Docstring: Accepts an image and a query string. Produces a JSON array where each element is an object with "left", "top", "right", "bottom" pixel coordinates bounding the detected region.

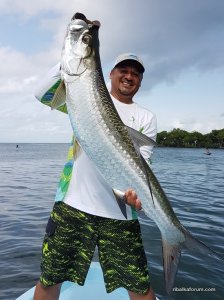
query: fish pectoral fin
[
  {"left": 125, "top": 126, "right": 156, "bottom": 148},
  {"left": 161, "top": 237, "right": 182, "bottom": 294},
  {"left": 112, "top": 189, "right": 127, "bottom": 219},
  {"left": 51, "top": 80, "right": 66, "bottom": 110}
]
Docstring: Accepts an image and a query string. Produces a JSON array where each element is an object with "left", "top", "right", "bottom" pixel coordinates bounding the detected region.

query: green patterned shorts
[{"left": 40, "top": 201, "right": 150, "bottom": 294}]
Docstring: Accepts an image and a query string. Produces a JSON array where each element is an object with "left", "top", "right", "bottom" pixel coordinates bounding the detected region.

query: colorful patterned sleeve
[
  {"left": 54, "top": 137, "right": 75, "bottom": 202},
  {"left": 34, "top": 64, "right": 75, "bottom": 201},
  {"left": 34, "top": 63, "right": 68, "bottom": 114},
  {"left": 40, "top": 79, "right": 68, "bottom": 114}
]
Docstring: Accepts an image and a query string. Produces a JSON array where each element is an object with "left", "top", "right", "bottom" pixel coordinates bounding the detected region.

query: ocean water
[{"left": 0, "top": 144, "right": 223, "bottom": 300}]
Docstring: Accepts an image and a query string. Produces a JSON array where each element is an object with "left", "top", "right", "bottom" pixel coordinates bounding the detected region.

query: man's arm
[
  {"left": 140, "top": 113, "right": 157, "bottom": 163},
  {"left": 125, "top": 113, "right": 157, "bottom": 210}
]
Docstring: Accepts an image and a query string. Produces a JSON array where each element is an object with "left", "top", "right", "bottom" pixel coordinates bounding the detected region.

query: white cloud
[
  {"left": 1, "top": 1, "right": 224, "bottom": 142},
  {"left": 0, "top": 46, "right": 33, "bottom": 75}
]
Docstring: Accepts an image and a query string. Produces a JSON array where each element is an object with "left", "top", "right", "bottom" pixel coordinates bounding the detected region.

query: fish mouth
[
  {"left": 63, "top": 14, "right": 100, "bottom": 77},
  {"left": 63, "top": 31, "right": 92, "bottom": 77},
  {"left": 70, "top": 13, "right": 100, "bottom": 35},
  {"left": 71, "top": 12, "right": 101, "bottom": 28}
]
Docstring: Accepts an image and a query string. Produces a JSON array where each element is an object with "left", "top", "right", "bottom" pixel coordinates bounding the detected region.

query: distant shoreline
[
  {"left": 1, "top": 128, "right": 224, "bottom": 148},
  {"left": 1, "top": 142, "right": 223, "bottom": 150},
  {"left": 157, "top": 128, "right": 224, "bottom": 149}
]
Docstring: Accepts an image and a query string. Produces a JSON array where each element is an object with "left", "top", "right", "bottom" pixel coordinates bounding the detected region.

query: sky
[{"left": 0, "top": 0, "right": 224, "bottom": 143}]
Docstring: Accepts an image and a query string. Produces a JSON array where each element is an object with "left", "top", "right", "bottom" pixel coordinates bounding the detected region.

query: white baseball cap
[{"left": 113, "top": 53, "right": 145, "bottom": 73}]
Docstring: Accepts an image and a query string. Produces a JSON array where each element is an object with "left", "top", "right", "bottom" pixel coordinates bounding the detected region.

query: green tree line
[{"left": 157, "top": 128, "right": 224, "bottom": 148}]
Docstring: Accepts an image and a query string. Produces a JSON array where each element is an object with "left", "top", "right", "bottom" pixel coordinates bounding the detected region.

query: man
[{"left": 34, "top": 53, "right": 157, "bottom": 300}]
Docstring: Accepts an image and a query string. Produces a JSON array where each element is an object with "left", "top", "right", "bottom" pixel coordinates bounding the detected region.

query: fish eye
[{"left": 82, "top": 34, "right": 92, "bottom": 45}]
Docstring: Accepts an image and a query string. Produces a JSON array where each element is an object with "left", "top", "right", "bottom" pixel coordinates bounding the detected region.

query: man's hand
[{"left": 125, "top": 189, "right": 142, "bottom": 210}]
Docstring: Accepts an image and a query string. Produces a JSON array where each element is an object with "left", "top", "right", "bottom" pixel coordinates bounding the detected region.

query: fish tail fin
[
  {"left": 183, "top": 228, "right": 224, "bottom": 261},
  {"left": 162, "top": 229, "right": 223, "bottom": 294}
]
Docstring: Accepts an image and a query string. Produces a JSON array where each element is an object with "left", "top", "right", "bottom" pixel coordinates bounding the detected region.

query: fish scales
[
  {"left": 64, "top": 48, "right": 184, "bottom": 246},
  {"left": 65, "top": 73, "right": 151, "bottom": 200}
]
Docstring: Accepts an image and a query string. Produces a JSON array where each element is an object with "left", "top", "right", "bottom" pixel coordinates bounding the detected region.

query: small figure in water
[{"left": 205, "top": 148, "right": 211, "bottom": 155}]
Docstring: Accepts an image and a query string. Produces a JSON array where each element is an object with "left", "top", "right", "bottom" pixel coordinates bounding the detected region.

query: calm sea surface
[{"left": 0, "top": 144, "right": 223, "bottom": 300}]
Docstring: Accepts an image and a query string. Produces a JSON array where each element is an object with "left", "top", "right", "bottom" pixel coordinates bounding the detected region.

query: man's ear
[
  {"left": 109, "top": 69, "right": 114, "bottom": 79},
  {"left": 139, "top": 74, "right": 143, "bottom": 86}
]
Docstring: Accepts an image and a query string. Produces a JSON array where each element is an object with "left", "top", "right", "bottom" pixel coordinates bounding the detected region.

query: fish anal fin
[
  {"left": 125, "top": 126, "right": 156, "bottom": 148},
  {"left": 161, "top": 237, "right": 182, "bottom": 294},
  {"left": 51, "top": 80, "right": 66, "bottom": 110},
  {"left": 112, "top": 189, "right": 127, "bottom": 219}
]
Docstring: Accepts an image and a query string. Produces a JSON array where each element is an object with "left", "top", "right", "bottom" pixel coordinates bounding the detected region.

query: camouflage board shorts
[{"left": 40, "top": 201, "right": 150, "bottom": 294}]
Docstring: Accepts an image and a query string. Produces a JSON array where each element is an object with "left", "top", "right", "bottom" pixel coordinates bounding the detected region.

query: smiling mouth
[{"left": 122, "top": 81, "right": 132, "bottom": 87}]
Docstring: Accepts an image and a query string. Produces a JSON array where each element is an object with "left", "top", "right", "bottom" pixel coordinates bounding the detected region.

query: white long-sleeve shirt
[{"left": 35, "top": 64, "right": 157, "bottom": 220}]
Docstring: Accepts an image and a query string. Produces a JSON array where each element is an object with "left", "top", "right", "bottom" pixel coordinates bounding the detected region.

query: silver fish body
[
  {"left": 61, "top": 17, "right": 178, "bottom": 236},
  {"left": 58, "top": 13, "right": 223, "bottom": 294}
]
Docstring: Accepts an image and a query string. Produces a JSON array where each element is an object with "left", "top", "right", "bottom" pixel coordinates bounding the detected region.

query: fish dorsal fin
[
  {"left": 112, "top": 189, "right": 127, "bottom": 219},
  {"left": 51, "top": 80, "right": 66, "bottom": 110},
  {"left": 125, "top": 126, "right": 156, "bottom": 148}
]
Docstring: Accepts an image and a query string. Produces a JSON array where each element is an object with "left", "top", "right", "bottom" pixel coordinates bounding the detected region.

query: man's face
[{"left": 110, "top": 64, "right": 143, "bottom": 100}]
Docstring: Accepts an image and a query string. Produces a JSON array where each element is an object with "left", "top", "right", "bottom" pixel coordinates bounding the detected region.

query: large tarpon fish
[{"left": 52, "top": 13, "right": 223, "bottom": 293}]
